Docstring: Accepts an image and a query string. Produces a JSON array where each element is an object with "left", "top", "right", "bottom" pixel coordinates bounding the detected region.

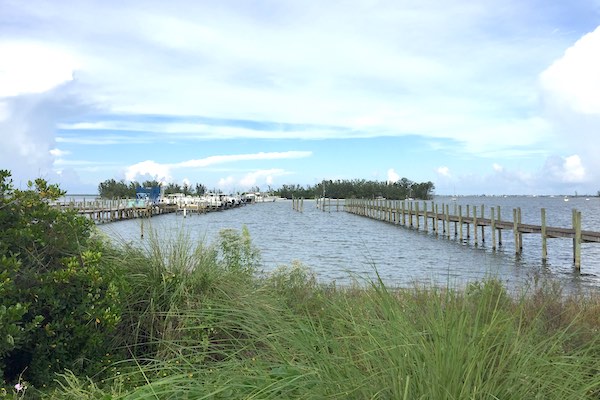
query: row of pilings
[{"left": 344, "top": 198, "right": 600, "bottom": 271}]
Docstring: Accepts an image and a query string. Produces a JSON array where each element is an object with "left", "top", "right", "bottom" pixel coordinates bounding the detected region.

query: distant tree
[
  {"left": 273, "top": 178, "right": 434, "bottom": 200},
  {"left": 182, "top": 183, "right": 192, "bottom": 196},
  {"left": 98, "top": 179, "right": 135, "bottom": 198},
  {"left": 163, "top": 183, "right": 182, "bottom": 195},
  {"left": 195, "top": 183, "right": 206, "bottom": 196},
  {"left": 141, "top": 180, "right": 161, "bottom": 188}
]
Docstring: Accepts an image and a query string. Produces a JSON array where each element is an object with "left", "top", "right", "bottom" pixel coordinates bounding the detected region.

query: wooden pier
[
  {"left": 344, "top": 199, "right": 600, "bottom": 270},
  {"left": 53, "top": 198, "right": 241, "bottom": 224},
  {"left": 291, "top": 197, "right": 344, "bottom": 212},
  {"left": 316, "top": 197, "right": 344, "bottom": 212},
  {"left": 54, "top": 199, "right": 177, "bottom": 223}
]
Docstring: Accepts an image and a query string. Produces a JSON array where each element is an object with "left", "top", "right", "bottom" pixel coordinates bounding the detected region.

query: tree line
[
  {"left": 98, "top": 177, "right": 434, "bottom": 200},
  {"left": 98, "top": 179, "right": 207, "bottom": 199},
  {"left": 274, "top": 178, "right": 435, "bottom": 200}
]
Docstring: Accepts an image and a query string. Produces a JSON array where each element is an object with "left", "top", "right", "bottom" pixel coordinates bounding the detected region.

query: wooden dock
[
  {"left": 344, "top": 198, "right": 600, "bottom": 271},
  {"left": 54, "top": 199, "right": 177, "bottom": 223},
  {"left": 53, "top": 198, "right": 241, "bottom": 224}
]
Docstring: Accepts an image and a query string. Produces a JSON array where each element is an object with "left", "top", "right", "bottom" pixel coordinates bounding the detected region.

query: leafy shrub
[
  {"left": 218, "top": 226, "right": 260, "bottom": 275},
  {"left": 0, "top": 171, "right": 125, "bottom": 387}
]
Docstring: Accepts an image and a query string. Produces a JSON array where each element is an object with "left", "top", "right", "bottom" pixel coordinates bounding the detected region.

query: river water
[{"left": 97, "top": 196, "right": 600, "bottom": 291}]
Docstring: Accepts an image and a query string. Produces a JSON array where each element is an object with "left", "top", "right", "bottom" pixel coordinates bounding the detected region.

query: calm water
[{"left": 97, "top": 196, "right": 600, "bottom": 291}]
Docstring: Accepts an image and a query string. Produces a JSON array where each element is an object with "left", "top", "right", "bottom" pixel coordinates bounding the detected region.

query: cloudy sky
[{"left": 1, "top": 0, "right": 599, "bottom": 195}]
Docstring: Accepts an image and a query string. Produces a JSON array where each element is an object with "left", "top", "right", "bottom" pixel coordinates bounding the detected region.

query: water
[{"left": 97, "top": 196, "right": 600, "bottom": 291}]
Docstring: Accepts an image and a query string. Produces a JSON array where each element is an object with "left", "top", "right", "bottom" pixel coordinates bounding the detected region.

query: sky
[{"left": 1, "top": 0, "right": 600, "bottom": 195}]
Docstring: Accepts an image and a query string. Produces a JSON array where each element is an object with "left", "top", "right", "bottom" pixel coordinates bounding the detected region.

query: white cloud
[
  {"left": 538, "top": 27, "right": 600, "bottom": 189},
  {"left": 58, "top": 120, "right": 358, "bottom": 140},
  {"left": 125, "top": 160, "right": 172, "bottom": 183},
  {"left": 492, "top": 163, "right": 503, "bottom": 172},
  {"left": 3, "top": 1, "right": 599, "bottom": 195},
  {"left": 0, "top": 86, "right": 93, "bottom": 187},
  {"left": 239, "top": 169, "right": 286, "bottom": 188},
  {"left": 540, "top": 26, "right": 600, "bottom": 114},
  {"left": 0, "top": 101, "right": 8, "bottom": 121},
  {"left": 436, "top": 166, "right": 451, "bottom": 177},
  {"left": 386, "top": 168, "right": 400, "bottom": 183},
  {"left": 49, "top": 148, "right": 70, "bottom": 157},
  {"left": 0, "top": 41, "right": 78, "bottom": 97},
  {"left": 177, "top": 151, "right": 312, "bottom": 168},
  {"left": 543, "top": 154, "right": 586, "bottom": 184},
  {"left": 5, "top": 1, "right": 561, "bottom": 154},
  {"left": 217, "top": 176, "right": 235, "bottom": 189},
  {"left": 124, "top": 151, "right": 310, "bottom": 184}
]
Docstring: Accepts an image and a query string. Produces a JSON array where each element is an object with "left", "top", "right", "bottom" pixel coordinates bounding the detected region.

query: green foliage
[
  {"left": 218, "top": 226, "right": 260, "bottom": 275},
  {"left": 275, "top": 178, "right": 435, "bottom": 200},
  {"left": 110, "top": 226, "right": 260, "bottom": 363},
  {"left": 97, "top": 178, "right": 208, "bottom": 199},
  {"left": 52, "top": 263, "right": 600, "bottom": 399},
  {"left": 0, "top": 255, "right": 43, "bottom": 381},
  {"left": 98, "top": 179, "right": 137, "bottom": 199},
  {"left": 0, "top": 171, "right": 125, "bottom": 387}
]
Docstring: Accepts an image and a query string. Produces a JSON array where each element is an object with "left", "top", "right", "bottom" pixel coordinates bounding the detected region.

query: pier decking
[
  {"left": 342, "top": 198, "right": 600, "bottom": 271},
  {"left": 292, "top": 198, "right": 600, "bottom": 271},
  {"left": 53, "top": 198, "right": 240, "bottom": 223}
]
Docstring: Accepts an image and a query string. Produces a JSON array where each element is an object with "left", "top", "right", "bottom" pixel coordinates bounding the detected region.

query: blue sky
[{"left": 1, "top": 0, "right": 600, "bottom": 195}]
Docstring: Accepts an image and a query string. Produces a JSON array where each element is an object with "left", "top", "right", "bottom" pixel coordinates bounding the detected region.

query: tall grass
[{"left": 49, "top": 230, "right": 600, "bottom": 399}]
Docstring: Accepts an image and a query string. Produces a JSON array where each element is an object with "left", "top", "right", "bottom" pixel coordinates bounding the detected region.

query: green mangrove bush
[{"left": 0, "top": 171, "right": 125, "bottom": 388}]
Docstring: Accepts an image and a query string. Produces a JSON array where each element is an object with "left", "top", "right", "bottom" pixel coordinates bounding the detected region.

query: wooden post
[
  {"left": 459, "top": 205, "right": 463, "bottom": 242},
  {"left": 415, "top": 202, "right": 420, "bottom": 230},
  {"left": 480, "top": 205, "right": 485, "bottom": 243},
  {"left": 431, "top": 201, "right": 435, "bottom": 230},
  {"left": 572, "top": 209, "right": 576, "bottom": 262},
  {"left": 402, "top": 201, "right": 406, "bottom": 226},
  {"left": 573, "top": 209, "right": 582, "bottom": 270},
  {"left": 466, "top": 205, "right": 470, "bottom": 239},
  {"left": 497, "top": 206, "right": 502, "bottom": 246},
  {"left": 441, "top": 203, "right": 446, "bottom": 236},
  {"left": 473, "top": 206, "right": 478, "bottom": 245},
  {"left": 513, "top": 208, "right": 520, "bottom": 255},
  {"left": 409, "top": 201, "right": 413, "bottom": 227},
  {"left": 491, "top": 207, "right": 496, "bottom": 250},
  {"left": 517, "top": 207, "right": 523, "bottom": 253},
  {"left": 423, "top": 202, "right": 428, "bottom": 232},
  {"left": 446, "top": 204, "right": 450, "bottom": 239},
  {"left": 541, "top": 208, "right": 547, "bottom": 263},
  {"left": 434, "top": 204, "right": 439, "bottom": 236},
  {"left": 453, "top": 203, "right": 458, "bottom": 236}
]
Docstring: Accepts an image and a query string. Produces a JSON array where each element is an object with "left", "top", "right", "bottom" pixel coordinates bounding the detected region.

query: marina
[
  {"left": 52, "top": 192, "right": 279, "bottom": 223},
  {"left": 96, "top": 196, "right": 600, "bottom": 291}
]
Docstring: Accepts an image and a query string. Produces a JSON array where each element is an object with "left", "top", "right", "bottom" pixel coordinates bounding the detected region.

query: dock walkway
[
  {"left": 53, "top": 198, "right": 239, "bottom": 223},
  {"left": 344, "top": 198, "right": 600, "bottom": 271}
]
